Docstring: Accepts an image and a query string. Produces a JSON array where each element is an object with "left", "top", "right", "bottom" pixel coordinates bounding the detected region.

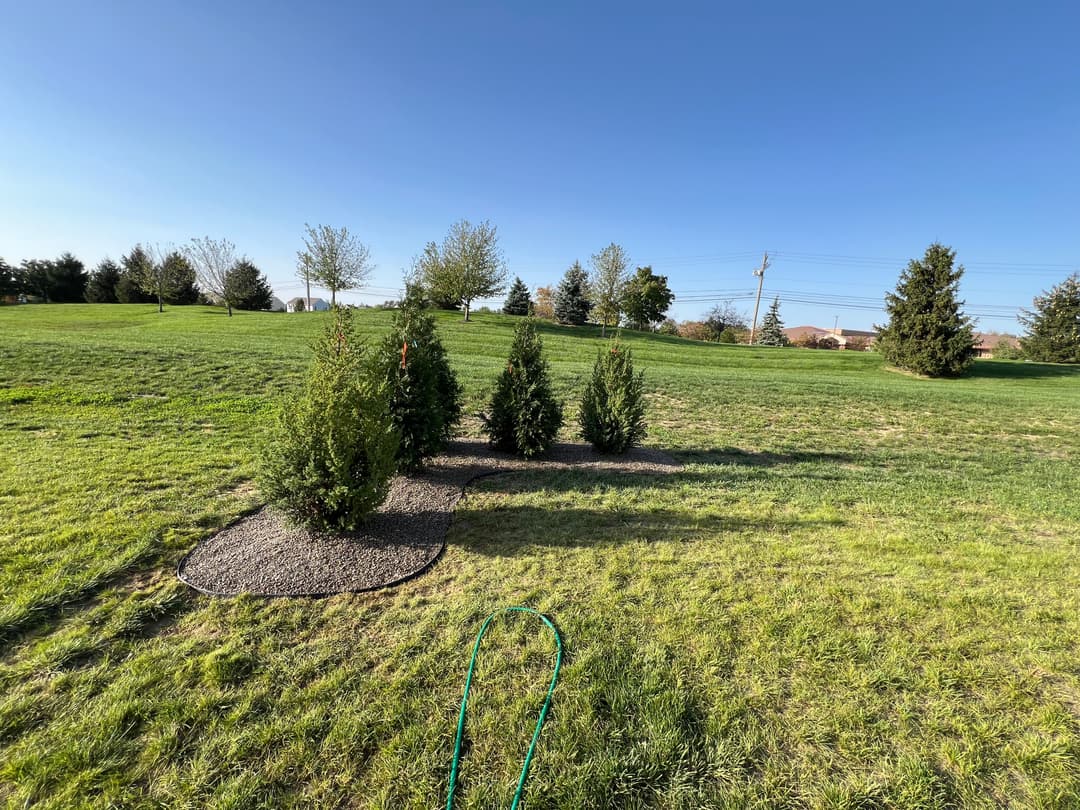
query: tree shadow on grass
[
  {"left": 450, "top": 500, "right": 842, "bottom": 556},
  {"left": 965, "top": 359, "right": 1080, "bottom": 380},
  {"left": 675, "top": 447, "right": 862, "bottom": 468}
]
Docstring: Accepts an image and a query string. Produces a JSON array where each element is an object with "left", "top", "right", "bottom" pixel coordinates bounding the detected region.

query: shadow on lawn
[
  {"left": 966, "top": 360, "right": 1080, "bottom": 380},
  {"left": 450, "top": 497, "right": 843, "bottom": 555},
  {"left": 675, "top": 447, "right": 862, "bottom": 468}
]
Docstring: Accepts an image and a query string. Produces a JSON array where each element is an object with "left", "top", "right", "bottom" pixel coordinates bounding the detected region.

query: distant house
[
  {"left": 269, "top": 296, "right": 286, "bottom": 312},
  {"left": 286, "top": 297, "right": 329, "bottom": 312},
  {"left": 972, "top": 332, "right": 1020, "bottom": 359},
  {"left": 783, "top": 325, "right": 877, "bottom": 350}
]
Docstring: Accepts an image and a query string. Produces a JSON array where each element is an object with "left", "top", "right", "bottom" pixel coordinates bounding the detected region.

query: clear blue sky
[{"left": 2, "top": 1, "right": 1077, "bottom": 331}]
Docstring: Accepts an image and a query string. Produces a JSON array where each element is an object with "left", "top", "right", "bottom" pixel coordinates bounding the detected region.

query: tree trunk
[
  {"left": 464, "top": 299, "right": 470, "bottom": 321},
  {"left": 158, "top": 294, "right": 163, "bottom": 313},
  {"left": 331, "top": 289, "right": 336, "bottom": 307},
  {"left": 227, "top": 302, "right": 233, "bottom": 317}
]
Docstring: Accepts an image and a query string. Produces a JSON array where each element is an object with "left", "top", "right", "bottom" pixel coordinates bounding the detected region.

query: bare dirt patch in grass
[{"left": 177, "top": 440, "right": 679, "bottom": 596}]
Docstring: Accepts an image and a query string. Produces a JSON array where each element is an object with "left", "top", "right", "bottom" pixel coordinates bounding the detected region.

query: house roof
[
  {"left": 974, "top": 332, "right": 1020, "bottom": 350},
  {"left": 287, "top": 296, "right": 327, "bottom": 305}
]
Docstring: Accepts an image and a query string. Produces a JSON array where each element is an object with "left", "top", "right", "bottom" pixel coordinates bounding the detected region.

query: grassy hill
[{"left": 2, "top": 304, "right": 1079, "bottom": 808}]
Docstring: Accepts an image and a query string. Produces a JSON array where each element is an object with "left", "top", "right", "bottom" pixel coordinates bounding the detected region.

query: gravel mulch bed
[{"left": 177, "top": 440, "right": 681, "bottom": 597}]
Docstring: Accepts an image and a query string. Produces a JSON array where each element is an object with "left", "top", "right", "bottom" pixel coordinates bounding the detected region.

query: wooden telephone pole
[{"left": 748, "top": 251, "right": 771, "bottom": 345}]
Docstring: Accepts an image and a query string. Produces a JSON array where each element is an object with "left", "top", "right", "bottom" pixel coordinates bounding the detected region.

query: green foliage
[
  {"left": 756, "top": 297, "right": 788, "bottom": 346},
  {"left": 18, "top": 253, "right": 88, "bottom": 303},
  {"left": 482, "top": 319, "right": 563, "bottom": 457},
  {"left": 589, "top": 243, "right": 630, "bottom": 335},
  {"left": 162, "top": 252, "right": 201, "bottom": 305},
  {"left": 622, "top": 266, "right": 675, "bottom": 330},
  {"left": 259, "top": 307, "right": 398, "bottom": 529},
  {"left": 224, "top": 259, "right": 274, "bottom": 311},
  {"left": 657, "top": 318, "right": 679, "bottom": 336},
  {"left": 579, "top": 340, "right": 647, "bottom": 453},
  {"left": 502, "top": 276, "right": 532, "bottom": 316},
  {"left": 993, "top": 337, "right": 1025, "bottom": 360},
  {"left": 704, "top": 301, "right": 749, "bottom": 341},
  {"left": 553, "top": 260, "right": 591, "bottom": 325},
  {"left": 375, "top": 287, "right": 462, "bottom": 470},
  {"left": 415, "top": 219, "right": 507, "bottom": 320},
  {"left": 0, "top": 257, "right": 19, "bottom": 297},
  {"left": 876, "top": 243, "right": 975, "bottom": 377},
  {"left": 116, "top": 246, "right": 157, "bottom": 304},
  {"left": 298, "top": 224, "right": 373, "bottom": 307},
  {"left": 1020, "top": 273, "right": 1080, "bottom": 363},
  {"left": 84, "top": 259, "right": 122, "bottom": 303}
]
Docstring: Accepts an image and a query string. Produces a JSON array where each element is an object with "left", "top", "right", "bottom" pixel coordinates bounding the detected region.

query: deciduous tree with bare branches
[{"left": 185, "top": 237, "right": 238, "bottom": 315}]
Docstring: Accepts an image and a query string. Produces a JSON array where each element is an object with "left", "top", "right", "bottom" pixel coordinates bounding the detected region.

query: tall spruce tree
[
  {"left": 224, "top": 259, "right": 274, "bottom": 310},
  {"left": 502, "top": 276, "right": 532, "bottom": 315},
  {"left": 757, "top": 298, "right": 788, "bottom": 346},
  {"left": 85, "top": 258, "right": 122, "bottom": 303},
  {"left": 481, "top": 319, "right": 563, "bottom": 457},
  {"left": 876, "top": 243, "right": 975, "bottom": 377},
  {"left": 553, "top": 261, "right": 591, "bottom": 325},
  {"left": 1019, "top": 273, "right": 1080, "bottom": 363}
]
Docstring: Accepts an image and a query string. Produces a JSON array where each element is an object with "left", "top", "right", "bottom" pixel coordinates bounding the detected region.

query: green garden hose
[{"left": 446, "top": 607, "right": 563, "bottom": 810}]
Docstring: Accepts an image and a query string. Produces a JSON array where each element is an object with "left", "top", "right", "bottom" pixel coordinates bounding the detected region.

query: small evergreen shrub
[
  {"left": 481, "top": 319, "right": 563, "bottom": 457},
  {"left": 260, "top": 307, "right": 398, "bottom": 529},
  {"left": 375, "top": 286, "right": 462, "bottom": 470},
  {"left": 579, "top": 340, "right": 647, "bottom": 453}
]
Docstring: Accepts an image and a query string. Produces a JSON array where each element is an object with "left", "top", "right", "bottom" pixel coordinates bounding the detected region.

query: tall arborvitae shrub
[
  {"left": 481, "top": 319, "right": 563, "bottom": 457},
  {"left": 502, "top": 276, "right": 532, "bottom": 315},
  {"left": 579, "top": 340, "right": 647, "bottom": 453},
  {"left": 260, "top": 307, "right": 398, "bottom": 529},
  {"left": 375, "top": 286, "right": 463, "bottom": 470},
  {"left": 876, "top": 243, "right": 975, "bottom": 377}
]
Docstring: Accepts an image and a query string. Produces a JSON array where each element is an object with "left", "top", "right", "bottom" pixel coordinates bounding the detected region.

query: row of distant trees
[
  {"left": 0, "top": 240, "right": 275, "bottom": 314},
  {"left": 491, "top": 243, "right": 677, "bottom": 334}
]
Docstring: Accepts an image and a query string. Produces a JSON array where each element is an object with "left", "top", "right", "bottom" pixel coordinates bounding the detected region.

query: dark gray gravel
[{"left": 177, "top": 440, "right": 680, "bottom": 596}]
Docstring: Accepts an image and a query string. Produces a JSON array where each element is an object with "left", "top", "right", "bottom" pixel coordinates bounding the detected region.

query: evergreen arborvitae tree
[
  {"left": 876, "top": 243, "right": 975, "bottom": 377},
  {"left": 553, "top": 261, "right": 591, "bottom": 325},
  {"left": 1019, "top": 273, "right": 1080, "bottom": 364},
  {"left": 224, "top": 259, "right": 274, "bottom": 310},
  {"left": 260, "top": 307, "right": 398, "bottom": 529},
  {"left": 756, "top": 298, "right": 788, "bottom": 346},
  {"left": 481, "top": 319, "right": 563, "bottom": 457},
  {"left": 85, "top": 259, "right": 122, "bottom": 303},
  {"left": 579, "top": 340, "right": 647, "bottom": 454},
  {"left": 502, "top": 276, "right": 532, "bottom": 315},
  {"left": 375, "top": 285, "right": 463, "bottom": 470}
]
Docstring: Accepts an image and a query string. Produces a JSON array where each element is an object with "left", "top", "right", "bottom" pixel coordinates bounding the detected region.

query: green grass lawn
[{"left": 2, "top": 304, "right": 1079, "bottom": 808}]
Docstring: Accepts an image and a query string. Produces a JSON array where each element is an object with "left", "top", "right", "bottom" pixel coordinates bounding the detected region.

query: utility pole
[
  {"left": 749, "top": 251, "right": 770, "bottom": 345},
  {"left": 833, "top": 315, "right": 839, "bottom": 334}
]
